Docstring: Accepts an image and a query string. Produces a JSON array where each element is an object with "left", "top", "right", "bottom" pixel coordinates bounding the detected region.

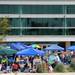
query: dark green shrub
[
  {"left": 54, "top": 63, "right": 66, "bottom": 72},
  {"left": 70, "top": 62, "right": 75, "bottom": 71},
  {"left": 67, "top": 66, "right": 74, "bottom": 72}
]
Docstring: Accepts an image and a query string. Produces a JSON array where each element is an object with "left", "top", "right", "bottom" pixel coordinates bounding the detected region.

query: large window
[
  {"left": 9, "top": 28, "right": 75, "bottom": 35},
  {"left": 0, "top": 5, "right": 63, "bottom": 14},
  {"left": 9, "top": 18, "right": 20, "bottom": 27},
  {"left": 25, "top": 18, "right": 64, "bottom": 27},
  {"left": 67, "top": 5, "right": 75, "bottom": 14},
  {"left": 8, "top": 29, "right": 20, "bottom": 35},
  {"left": 1, "top": 5, "right": 75, "bottom": 14},
  {"left": 0, "top": 5, "right": 19, "bottom": 14},
  {"left": 9, "top": 18, "right": 64, "bottom": 27},
  {"left": 66, "top": 18, "right": 75, "bottom": 27},
  {"left": 22, "top": 5, "right": 63, "bottom": 14},
  {"left": 9, "top": 29, "right": 63, "bottom": 35},
  {"left": 67, "top": 29, "right": 75, "bottom": 35}
]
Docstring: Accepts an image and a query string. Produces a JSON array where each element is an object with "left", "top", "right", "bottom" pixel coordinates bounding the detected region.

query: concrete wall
[{"left": 3, "top": 35, "right": 75, "bottom": 42}]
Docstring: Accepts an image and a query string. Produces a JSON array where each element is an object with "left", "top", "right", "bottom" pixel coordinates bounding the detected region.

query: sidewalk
[{"left": 0, "top": 73, "right": 75, "bottom": 75}]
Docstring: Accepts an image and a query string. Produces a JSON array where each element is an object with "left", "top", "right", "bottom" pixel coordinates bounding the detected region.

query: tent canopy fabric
[
  {"left": 0, "top": 48, "right": 17, "bottom": 55},
  {"left": 3, "top": 48, "right": 17, "bottom": 55},
  {"left": 67, "top": 45, "right": 75, "bottom": 51},
  {"left": 17, "top": 43, "right": 33, "bottom": 49},
  {"left": 45, "top": 44, "right": 64, "bottom": 51},
  {"left": 10, "top": 43, "right": 25, "bottom": 50},
  {"left": 16, "top": 48, "right": 45, "bottom": 56},
  {"left": 16, "top": 48, "right": 38, "bottom": 56},
  {"left": 24, "top": 45, "right": 32, "bottom": 49},
  {"left": 34, "top": 49, "right": 45, "bottom": 56},
  {"left": 0, "top": 50, "right": 5, "bottom": 55}
]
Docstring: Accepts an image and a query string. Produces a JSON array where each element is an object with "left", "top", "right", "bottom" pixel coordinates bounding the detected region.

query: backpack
[{"left": 12, "top": 64, "right": 19, "bottom": 70}]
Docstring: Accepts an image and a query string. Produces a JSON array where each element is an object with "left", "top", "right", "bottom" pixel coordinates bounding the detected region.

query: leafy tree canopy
[{"left": 0, "top": 17, "right": 10, "bottom": 35}]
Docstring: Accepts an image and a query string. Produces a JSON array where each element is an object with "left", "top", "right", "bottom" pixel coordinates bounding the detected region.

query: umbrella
[
  {"left": 67, "top": 45, "right": 75, "bottom": 51},
  {"left": 45, "top": 44, "right": 64, "bottom": 51},
  {"left": 31, "top": 44, "right": 41, "bottom": 48}
]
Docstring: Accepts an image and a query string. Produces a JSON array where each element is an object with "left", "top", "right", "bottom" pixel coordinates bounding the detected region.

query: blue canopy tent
[
  {"left": 67, "top": 45, "right": 75, "bottom": 51},
  {"left": 45, "top": 44, "right": 64, "bottom": 51},
  {"left": 16, "top": 48, "right": 45, "bottom": 56},
  {"left": 16, "top": 48, "right": 38, "bottom": 56},
  {"left": 34, "top": 49, "right": 45, "bottom": 56},
  {"left": 17, "top": 43, "right": 29, "bottom": 48},
  {"left": 24, "top": 45, "right": 32, "bottom": 49},
  {"left": 9, "top": 43, "right": 26, "bottom": 51}
]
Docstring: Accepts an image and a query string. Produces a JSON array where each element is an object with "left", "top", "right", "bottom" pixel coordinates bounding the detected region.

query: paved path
[{"left": 0, "top": 73, "right": 75, "bottom": 75}]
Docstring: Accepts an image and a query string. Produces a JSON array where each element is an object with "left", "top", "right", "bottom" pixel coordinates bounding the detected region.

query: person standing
[{"left": 12, "top": 62, "right": 20, "bottom": 75}]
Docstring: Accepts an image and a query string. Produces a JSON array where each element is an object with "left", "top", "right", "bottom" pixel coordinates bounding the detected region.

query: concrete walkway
[{"left": 0, "top": 73, "right": 75, "bottom": 75}]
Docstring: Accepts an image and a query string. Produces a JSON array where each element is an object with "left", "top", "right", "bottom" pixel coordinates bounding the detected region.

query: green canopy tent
[
  {"left": 0, "top": 50, "right": 5, "bottom": 55},
  {"left": 0, "top": 48, "right": 17, "bottom": 55}
]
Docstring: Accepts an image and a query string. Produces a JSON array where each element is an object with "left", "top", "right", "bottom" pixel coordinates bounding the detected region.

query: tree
[
  {"left": 0, "top": 17, "right": 10, "bottom": 41},
  {"left": 0, "top": 17, "right": 10, "bottom": 35}
]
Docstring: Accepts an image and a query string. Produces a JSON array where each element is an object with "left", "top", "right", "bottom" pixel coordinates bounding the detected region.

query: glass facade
[
  {"left": 8, "top": 29, "right": 63, "bottom": 35},
  {"left": 9, "top": 18, "right": 75, "bottom": 27},
  {"left": 9, "top": 29, "right": 20, "bottom": 35},
  {"left": 67, "top": 5, "right": 75, "bottom": 14},
  {"left": 9, "top": 18, "right": 64, "bottom": 27},
  {"left": 0, "top": 5, "right": 63, "bottom": 14},
  {"left": 8, "top": 28, "right": 75, "bottom": 35},
  {"left": 0, "top": 5, "right": 75, "bottom": 35},
  {"left": 67, "top": 18, "right": 75, "bottom": 27},
  {"left": 0, "top": 5, "right": 75, "bottom": 14},
  {"left": 7, "top": 18, "right": 75, "bottom": 35}
]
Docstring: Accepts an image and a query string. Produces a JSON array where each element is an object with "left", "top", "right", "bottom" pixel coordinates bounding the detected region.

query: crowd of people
[
  {"left": 0, "top": 50, "right": 74, "bottom": 73},
  {"left": 0, "top": 55, "right": 42, "bottom": 73}
]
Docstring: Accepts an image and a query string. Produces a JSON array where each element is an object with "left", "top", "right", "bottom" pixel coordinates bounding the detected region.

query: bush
[
  {"left": 67, "top": 67, "right": 74, "bottom": 72},
  {"left": 70, "top": 62, "right": 75, "bottom": 71},
  {"left": 54, "top": 63, "right": 66, "bottom": 72}
]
